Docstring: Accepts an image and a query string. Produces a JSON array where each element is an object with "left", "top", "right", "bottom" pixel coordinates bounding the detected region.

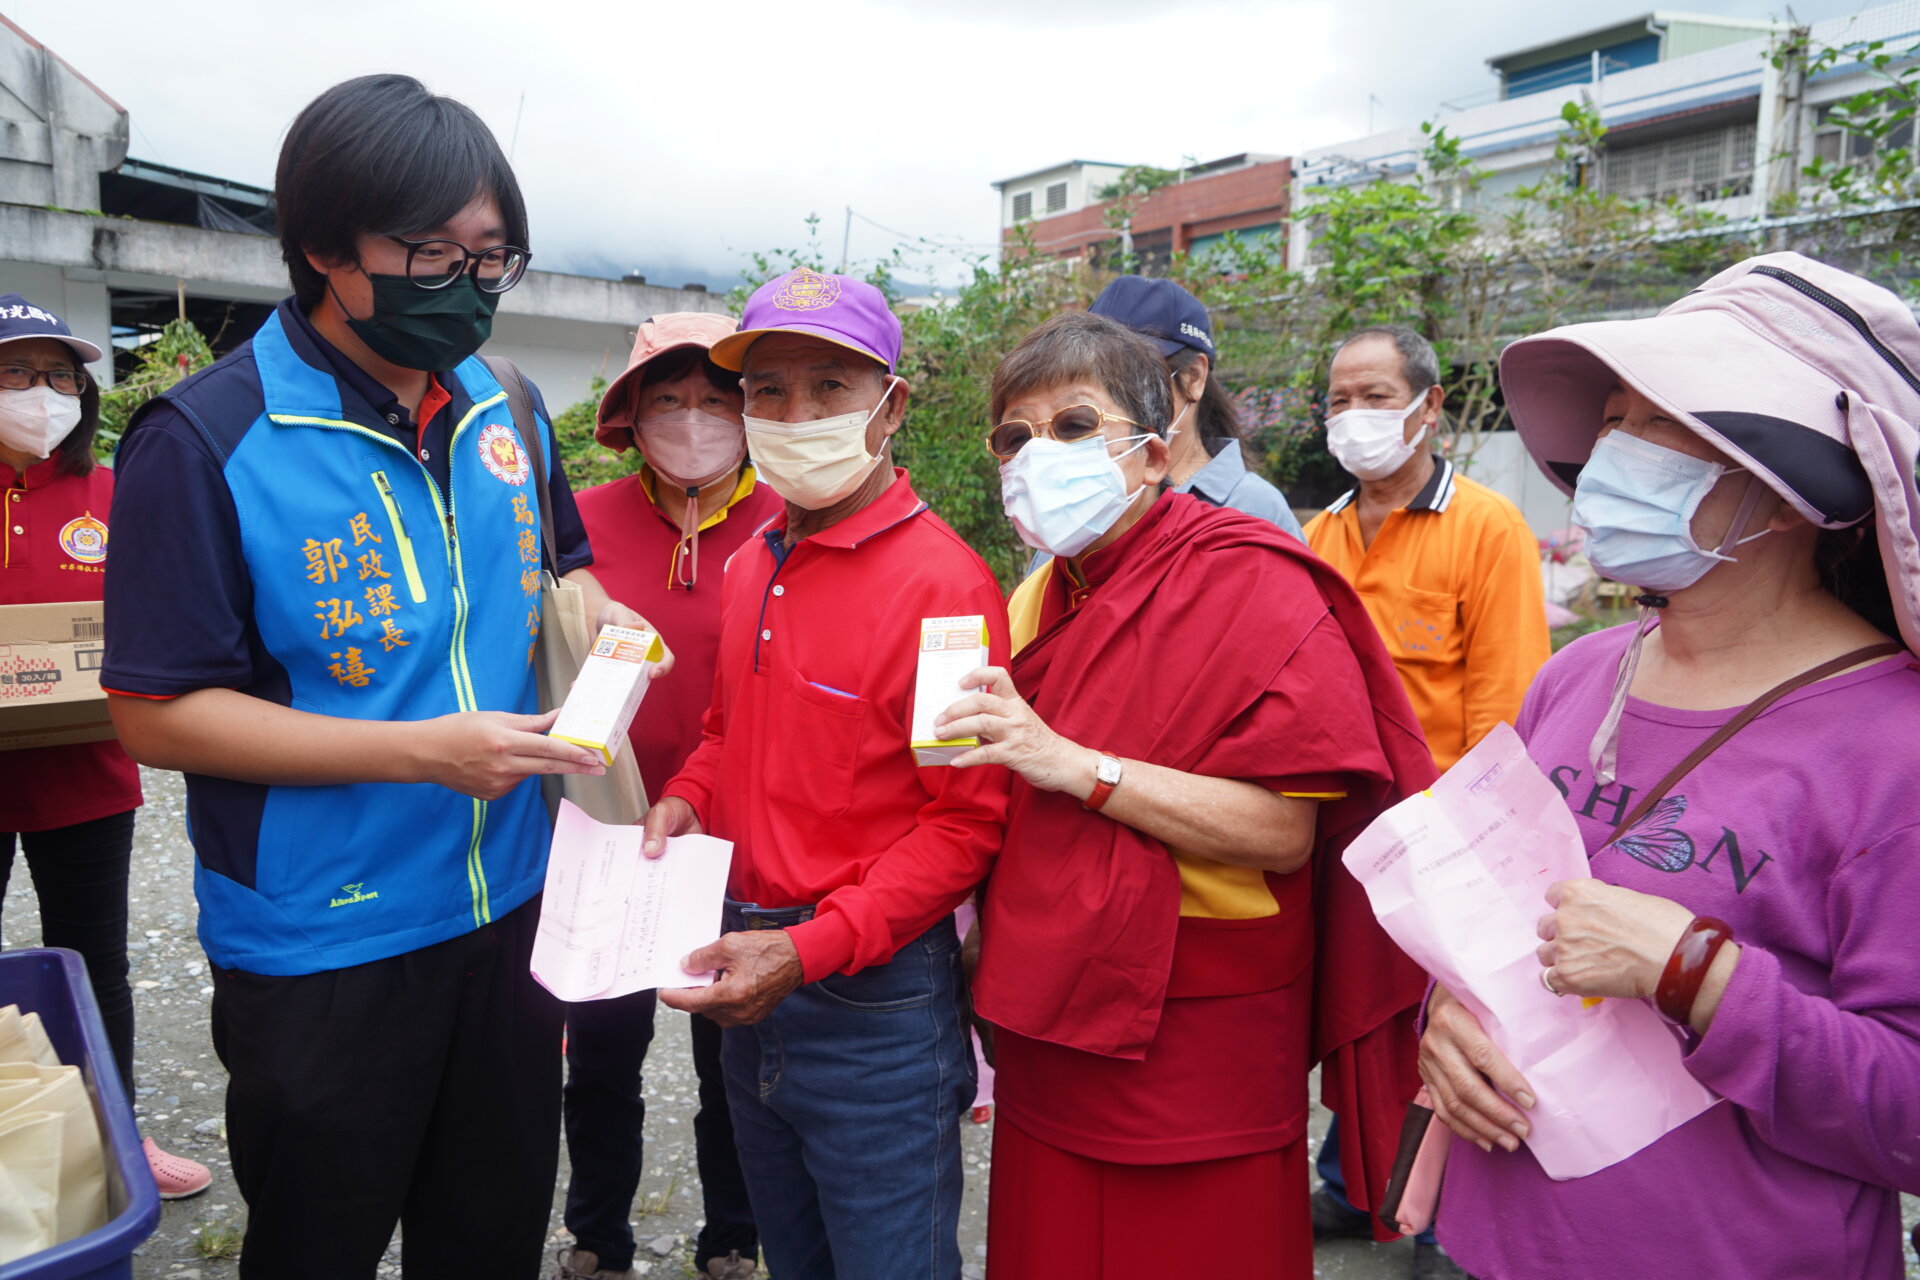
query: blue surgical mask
[
  {"left": 1572, "top": 432, "right": 1770, "bottom": 592},
  {"left": 999, "top": 433, "right": 1151, "bottom": 558}
]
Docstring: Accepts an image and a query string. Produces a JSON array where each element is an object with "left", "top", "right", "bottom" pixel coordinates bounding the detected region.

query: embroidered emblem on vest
[{"left": 478, "top": 422, "right": 532, "bottom": 485}]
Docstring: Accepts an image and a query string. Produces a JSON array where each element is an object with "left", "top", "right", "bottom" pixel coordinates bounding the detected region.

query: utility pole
[{"left": 840, "top": 206, "right": 852, "bottom": 273}]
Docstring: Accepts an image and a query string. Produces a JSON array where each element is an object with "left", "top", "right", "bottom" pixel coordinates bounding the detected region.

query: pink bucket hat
[
  {"left": 595, "top": 312, "right": 740, "bottom": 452},
  {"left": 1500, "top": 251, "right": 1920, "bottom": 654}
]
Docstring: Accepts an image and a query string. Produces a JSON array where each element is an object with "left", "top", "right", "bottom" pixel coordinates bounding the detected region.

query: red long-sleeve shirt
[{"left": 663, "top": 470, "right": 1010, "bottom": 981}]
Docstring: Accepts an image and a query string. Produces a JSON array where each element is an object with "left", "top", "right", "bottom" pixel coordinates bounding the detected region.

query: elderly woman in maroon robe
[{"left": 931, "top": 310, "right": 1434, "bottom": 1279}]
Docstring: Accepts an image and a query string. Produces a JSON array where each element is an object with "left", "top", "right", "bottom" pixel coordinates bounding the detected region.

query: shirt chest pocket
[
  {"left": 768, "top": 667, "right": 871, "bottom": 820},
  {"left": 1383, "top": 585, "right": 1462, "bottom": 669}
]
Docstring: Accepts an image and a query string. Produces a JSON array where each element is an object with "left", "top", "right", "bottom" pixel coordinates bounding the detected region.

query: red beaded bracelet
[{"left": 1655, "top": 916, "right": 1734, "bottom": 1026}]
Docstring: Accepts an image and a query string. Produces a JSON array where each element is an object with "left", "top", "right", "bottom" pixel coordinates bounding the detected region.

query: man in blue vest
[{"left": 102, "top": 75, "right": 651, "bottom": 1280}]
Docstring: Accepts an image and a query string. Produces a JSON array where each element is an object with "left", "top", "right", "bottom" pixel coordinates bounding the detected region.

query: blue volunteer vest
[{"left": 176, "top": 310, "right": 552, "bottom": 974}]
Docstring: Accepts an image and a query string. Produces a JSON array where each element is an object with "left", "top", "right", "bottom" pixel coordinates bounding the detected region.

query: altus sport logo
[{"left": 328, "top": 882, "right": 380, "bottom": 908}]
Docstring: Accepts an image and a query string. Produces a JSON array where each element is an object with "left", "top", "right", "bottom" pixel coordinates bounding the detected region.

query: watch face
[{"left": 1096, "top": 756, "right": 1123, "bottom": 785}]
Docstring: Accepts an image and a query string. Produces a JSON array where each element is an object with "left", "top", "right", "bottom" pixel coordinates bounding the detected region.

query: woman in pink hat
[
  {"left": 558, "top": 312, "right": 778, "bottom": 1280},
  {"left": 1419, "top": 253, "right": 1920, "bottom": 1279}
]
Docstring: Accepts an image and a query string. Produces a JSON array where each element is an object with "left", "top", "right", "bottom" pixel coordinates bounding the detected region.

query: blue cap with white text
[{"left": 1089, "top": 275, "right": 1213, "bottom": 359}]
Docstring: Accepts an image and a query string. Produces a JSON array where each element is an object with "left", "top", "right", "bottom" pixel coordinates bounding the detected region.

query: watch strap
[{"left": 1084, "top": 753, "right": 1122, "bottom": 812}]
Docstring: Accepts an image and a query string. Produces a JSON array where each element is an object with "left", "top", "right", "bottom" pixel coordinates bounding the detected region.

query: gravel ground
[{"left": 3, "top": 766, "right": 1913, "bottom": 1278}]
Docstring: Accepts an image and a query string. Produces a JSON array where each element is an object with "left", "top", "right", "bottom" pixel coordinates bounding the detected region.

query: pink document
[
  {"left": 532, "top": 799, "right": 733, "bottom": 1001},
  {"left": 1341, "top": 723, "right": 1719, "bottom": 1180}
]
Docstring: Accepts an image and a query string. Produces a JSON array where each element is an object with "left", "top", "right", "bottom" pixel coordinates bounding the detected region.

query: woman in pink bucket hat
[{"left": 1417, "top": 253, "right": 1920, "bottom": 1279}]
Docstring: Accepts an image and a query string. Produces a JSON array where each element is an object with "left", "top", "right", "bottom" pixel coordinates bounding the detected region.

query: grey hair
[
  {"left": 990, "top": 310, "right": 1175, "bottom": 436},
  {"left": 1335, "top": 324, "right": 1441, "bottom": 392}
]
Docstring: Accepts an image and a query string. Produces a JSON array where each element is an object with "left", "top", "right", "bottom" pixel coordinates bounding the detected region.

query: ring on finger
[{"left": 1540, "top": 967, "right": 1563, "bottom": 997}]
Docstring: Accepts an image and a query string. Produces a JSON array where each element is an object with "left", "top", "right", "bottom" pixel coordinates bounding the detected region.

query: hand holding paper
[
  {"left": 532, "top": 799, "right": 732, "bottom": 1001},
  {"left": 1341, "top": 723, "right": 1719, "bottom": 1180}
]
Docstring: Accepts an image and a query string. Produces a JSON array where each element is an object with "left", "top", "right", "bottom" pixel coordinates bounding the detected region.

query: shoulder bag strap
[
  {"left": 481, "top": 355, "right": 559, "bottom": 577},
  {"left": 1606, "top": 641, "right": 1905, "bottom": 844}
]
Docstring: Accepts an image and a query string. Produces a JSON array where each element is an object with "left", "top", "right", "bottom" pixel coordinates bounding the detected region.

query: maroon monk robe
[{"left": 973, "top": 492, "right": 1433, "bottom": 1228}]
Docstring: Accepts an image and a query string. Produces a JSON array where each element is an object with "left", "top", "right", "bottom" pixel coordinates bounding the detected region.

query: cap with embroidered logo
[
  {"left": 1089, "top": 275, "right": 1213, "bottom": 359},
  {"left": 709, "top": 269, "right": 902, "bottom": 373},
  {"left": 0, "top": 293, "right": 104, "bottom": 364}
]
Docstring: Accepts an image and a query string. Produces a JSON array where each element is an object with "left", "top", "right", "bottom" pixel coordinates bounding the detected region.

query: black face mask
[{"left": 338, "top": 273, "right": 501, "bottom": 372}]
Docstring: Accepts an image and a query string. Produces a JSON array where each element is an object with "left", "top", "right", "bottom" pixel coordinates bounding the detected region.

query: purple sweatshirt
[{"left": 1437, "top": 625, "right": 1920, "bottom": 1280}]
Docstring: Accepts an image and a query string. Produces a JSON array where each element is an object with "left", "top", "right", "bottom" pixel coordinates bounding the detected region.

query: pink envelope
[{"left": 1341, "top": 723, "right": 1719, "bottom": 1180}]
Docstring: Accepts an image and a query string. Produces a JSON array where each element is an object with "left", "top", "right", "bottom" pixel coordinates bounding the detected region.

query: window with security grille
[
  {"left": 1012, "top": 190, "right": 1034, "bottom": 221},
  {"left": 1046, "top": 181, "right": 1068, "bottom": 213},
  {"left": 1813, "top": 102, "right": 1915, "bottom": 167},
  {"left": 1595, "top": 121, "right": 1757, "bottom": 203}
]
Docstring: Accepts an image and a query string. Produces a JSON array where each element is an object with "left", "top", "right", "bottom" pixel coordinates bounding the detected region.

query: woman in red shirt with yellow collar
[{"left": 0, "top": 292, "right": 209, "bottom": 1198}]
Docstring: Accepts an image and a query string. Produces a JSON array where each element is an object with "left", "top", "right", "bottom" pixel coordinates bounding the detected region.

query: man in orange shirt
[{"left": 1303, "top": 325, "right": 1548, "bottom": 1279}]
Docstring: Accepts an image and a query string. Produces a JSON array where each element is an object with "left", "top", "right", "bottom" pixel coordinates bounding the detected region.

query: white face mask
[
  {"left": 0, "top": 385, "right": 82, "bottom": 460},
  {"left": 1572, "top": 431, "right": 1771, "bottom": 592},
  {"left": 1325, "top": 390, "right": 1429, "bottom": 481},
  {"left": 743, "top": 377, "right": 898, "bottom": 510},
  {"left": 999, "top": 433, "right": 1151, "bottom": 559}
]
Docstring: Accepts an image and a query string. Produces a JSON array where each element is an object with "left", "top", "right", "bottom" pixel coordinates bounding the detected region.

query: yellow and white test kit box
[
  {"left": 909, "top": 615, "right": 989, "bottom": 766},
  {"left": 550, "top": 625, "right": 665, "bottom": 764}
]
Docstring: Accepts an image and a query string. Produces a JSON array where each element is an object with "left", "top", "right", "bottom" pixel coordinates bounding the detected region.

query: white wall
[{"left": 1455, "top": 430, "right": 1574, "bottom": 539}]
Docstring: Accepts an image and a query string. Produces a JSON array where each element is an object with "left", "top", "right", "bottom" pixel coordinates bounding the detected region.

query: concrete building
[
  {"left": 1286, "top": 1, "right": 1920, "bottom": 535},
  {"left": 0, "top": 16, "right": 724, "bottom": 408},
  {"left": 993, "top": 154, "right": 1293, "bottom": 272}
]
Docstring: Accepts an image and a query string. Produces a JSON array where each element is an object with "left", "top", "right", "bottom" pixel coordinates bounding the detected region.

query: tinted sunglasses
[{"left": 987, "top": 404, "right": 1144, "bottom": 460}]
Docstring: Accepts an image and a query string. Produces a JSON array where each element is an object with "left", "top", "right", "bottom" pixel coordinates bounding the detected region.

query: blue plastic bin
[{"left": 0, "top": 948, "right": 160, "bottom": 1279}]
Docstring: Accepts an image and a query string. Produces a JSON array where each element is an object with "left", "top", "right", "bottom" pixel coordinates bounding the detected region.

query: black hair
[
  {"left": 276, "top": 74, "right": 528, "bottom": 309},
  {"left": 1817, "top": 522, "right": 1898, "bottom": 637},
  {"left": 52, "top": 374, "right": 99, "bottom": 478},
  {"left": 992, "top": 311, "right": 1173, "bottom": 435},
  {"left": 1335, "top": 324, "right": 1441, "bottom": 391},
  {"left": 1165, "top": 345, "right": 1246, "bottom": 457},
  {"left": 638, "top": 346, "right": 739, "bottom": 397}
]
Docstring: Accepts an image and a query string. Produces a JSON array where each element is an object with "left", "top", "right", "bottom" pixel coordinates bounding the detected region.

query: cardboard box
[
  {"left": 550, "top": 624, "right": 665, "bottom": 765},
  {"left": 909, "top": 615, "right": 989, "bottom": 766},
  {"left": 0, "top": 601, "right": 115, "bottom": 752}
]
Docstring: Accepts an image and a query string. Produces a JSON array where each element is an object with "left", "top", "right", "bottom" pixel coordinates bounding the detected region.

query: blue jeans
[{"left": 720, "top": 901, "right": 974, "bottom": 1280}]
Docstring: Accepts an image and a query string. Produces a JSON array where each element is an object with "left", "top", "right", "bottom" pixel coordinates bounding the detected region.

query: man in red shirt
[
  {"left": 561, "top": 314, "right": 777, "bottom": 1280},
  {"left": 641, "top": 270, "right": 1009, "bottom": 1280}
]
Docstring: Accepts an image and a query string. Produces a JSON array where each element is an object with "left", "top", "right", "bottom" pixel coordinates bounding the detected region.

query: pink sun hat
[
  {"left": 1499, "top": 251, "right": 1920, "bottom": 655},
  {"left": 595, "top": 311, "right": 739, "bottom": 452},
  {"left": 708, "top": 268, "right": 902, "bottom": 373}
]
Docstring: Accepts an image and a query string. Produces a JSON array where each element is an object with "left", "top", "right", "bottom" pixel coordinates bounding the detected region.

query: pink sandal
[{"left": 143, "top": 1137, "right": 212, "bottom": 1199}]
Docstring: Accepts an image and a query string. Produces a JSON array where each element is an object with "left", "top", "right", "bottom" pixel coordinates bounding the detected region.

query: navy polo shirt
[{"left": 102, "top": 295, "right": 591, "bottom": 704}]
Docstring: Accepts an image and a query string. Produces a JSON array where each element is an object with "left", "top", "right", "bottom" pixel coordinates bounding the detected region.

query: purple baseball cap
[{"left": 709, "top": 269, "right": 902, "bottom": 373}]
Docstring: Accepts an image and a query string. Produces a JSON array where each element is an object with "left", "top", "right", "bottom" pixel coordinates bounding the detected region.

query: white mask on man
[{"left": 1325, "top": 390, "right": 1430, "bottom": 481}]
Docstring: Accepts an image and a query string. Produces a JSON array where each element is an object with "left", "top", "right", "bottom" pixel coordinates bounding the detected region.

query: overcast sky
[{"left": 12, "top": 0, "right": 1885, "bottom": 288}]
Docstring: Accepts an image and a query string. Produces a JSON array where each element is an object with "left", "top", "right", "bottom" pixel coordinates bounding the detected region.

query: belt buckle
[{"left": 746, "top": 916, "right": 780, "bottom": 931}]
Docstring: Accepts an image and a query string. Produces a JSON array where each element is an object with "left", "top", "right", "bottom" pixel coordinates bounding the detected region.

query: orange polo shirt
[{"left": 1303, "top": 456, "right": 1549, "bottom": 770}]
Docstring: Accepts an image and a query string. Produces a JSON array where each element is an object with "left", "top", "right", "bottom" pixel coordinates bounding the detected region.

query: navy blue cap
[
  {"left": 0, "top": 293, "right": 104, "bottom": 363},
  {"left": 1089, "top": 275, "right": 1213, "bottom": 359}
]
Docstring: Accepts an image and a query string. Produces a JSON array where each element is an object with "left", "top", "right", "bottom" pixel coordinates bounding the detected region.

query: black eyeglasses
[
  {"left": 386, "top": 236, "right": 532, "bottom": 293},
  {"left": 0, "top": 364, "right": 89, "bottom": 397}
]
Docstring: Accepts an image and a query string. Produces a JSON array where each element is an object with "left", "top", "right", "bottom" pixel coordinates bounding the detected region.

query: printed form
[{"left": 532, "top": 799, "right": 733, "bottom": 1000}]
